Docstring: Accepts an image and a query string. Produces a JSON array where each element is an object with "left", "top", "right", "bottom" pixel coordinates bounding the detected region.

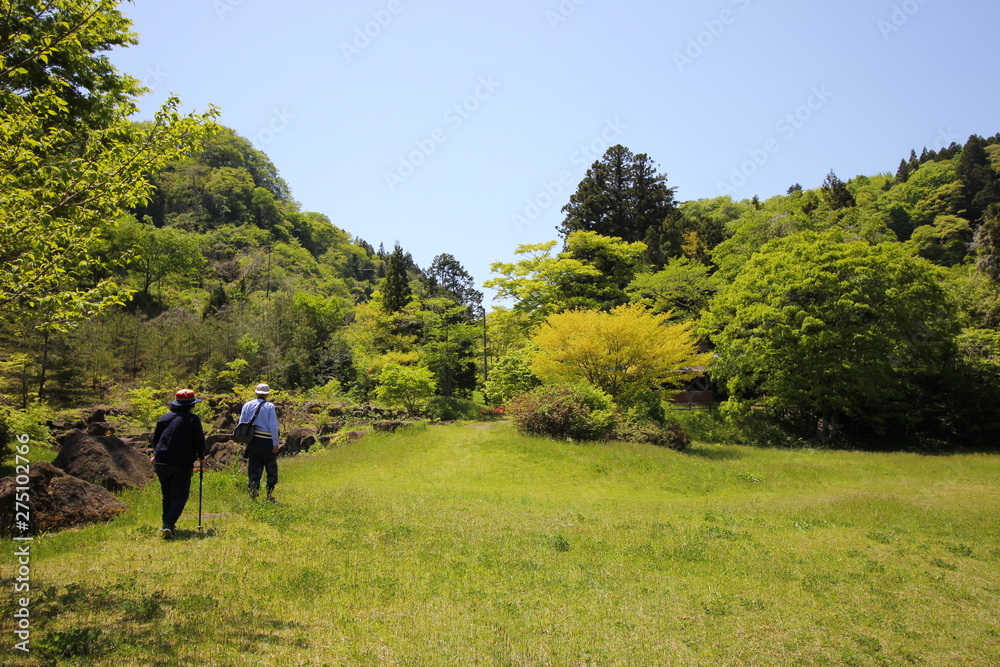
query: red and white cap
[{"left": 170, "top": 389, "right": 200, "bottom": 407}]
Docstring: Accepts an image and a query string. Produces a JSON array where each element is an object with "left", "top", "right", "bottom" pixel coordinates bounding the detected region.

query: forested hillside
[
  {"left": 1, "top": 0, "right": 998, "bottom": 454},
  {"left": 1, "top": 123, "right": 485, "bottom": 414}
]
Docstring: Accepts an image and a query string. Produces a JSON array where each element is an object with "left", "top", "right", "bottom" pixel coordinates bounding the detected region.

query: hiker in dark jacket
[{"left": 151, "top": 389, "right": 206, "bottom": 539}]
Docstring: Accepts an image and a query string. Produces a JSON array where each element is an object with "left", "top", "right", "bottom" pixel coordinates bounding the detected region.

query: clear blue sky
[{"left": 109, "top": 0, "right": 1000, "bottom": 299}]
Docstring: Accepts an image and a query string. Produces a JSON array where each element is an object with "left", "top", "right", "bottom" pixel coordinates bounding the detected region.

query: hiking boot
[
  {"left": 160, "top": 528, "right": 173, "bottom": 540},
  {"left": 266, "top": 489, "right": 277, "bottom": 503},
  {"left": 249, "top": 488, "right": 259, "bottom": 499}
]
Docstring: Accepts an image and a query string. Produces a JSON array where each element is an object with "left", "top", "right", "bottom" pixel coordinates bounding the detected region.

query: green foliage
[
  {"left": 419, "top": 298, "right": 480, "bottom": 399},
  {"left": 375, "top": 363, "right": 436, "bottom": 415},
  {"left": 213, "top": 358, "right": 254, "bottom": 394},
  {"left": 559, "top": 144, "right": 677, "bottom": 243},
  {"left": 485, "top": 232, "right": 647, "bottom": 324},
  {"left": 105, "top": 216, "right": 205, "bottom": 300},
  {"left": 427, "top": 253, "right": 483, "bottom": 311},
  {"left": 670, "top": 408, "right": 742, "bottom": 445},
  {"left": 0, "top": 0, "right": 217, "bottom": 334},
  {"left": 304, "top": 378, "right": 345, "bottom": 402},
  {"left": 626, "top": 257, "right": 720, "bottom": 320},
  {"left": 483, "top": 349, "right": 540, "bottom": 405},
  {"left": 125, "top": 385, "right": 172, "bottom": 427},
  {"left": 611, "top": 418, "right": 691, "bottom": 451},
  {"left": 710, "top": 196, "right": 819, "bottom": 282},
  {"left": 0, "top": 403, "right": 55, "bottom": 463},
  {"left": 424, "top": 396, "right": 482, "bottom": 421},
  {"left": 907, "top": 214, "right": 973, "bottom": 266},
  {"left": 506, "top": 383, "right": 616, "bottom": 441},
  {"left": 951, "top": 328, "right": 1000, "bottom": 445},
  {"left": 382, "top": 242, "right": 413, "bottom": 313},
  {"left": 974, "top": 204, "right": 1000, "bottom": 281},
  {"left": 821, "top": 170, "right": 856, "bottom": 210},
  {"left": 705, "top": 230, "right": 961, "bottom": 444}
]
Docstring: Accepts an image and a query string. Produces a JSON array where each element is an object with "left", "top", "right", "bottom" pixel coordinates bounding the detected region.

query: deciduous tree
[
  {"left": 531, "top": 303, "right": 710, "bottom": 408},
  {"left": 0, "top": 0, "right": 216, "bottom": 334},
  {"left": 705, "top": 231, "right": 960, "bottom": 441}
]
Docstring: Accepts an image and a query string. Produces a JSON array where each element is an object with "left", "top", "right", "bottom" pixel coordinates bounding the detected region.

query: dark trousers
[
  {"left": 155, "top": 464, "right": 193, "bottom": 530},
  {"left": 245, "top": 436, "right": 278, "bottom": 493}
]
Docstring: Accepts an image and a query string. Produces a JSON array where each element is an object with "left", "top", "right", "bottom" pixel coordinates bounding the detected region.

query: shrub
[
  {"left": 0, "top": 403, "right": 55, "bottom": 464},
  {"left": 483, "top": 349, "right": 540, "bottom": 405},
  {"left": 671, "top": 409, "right": 741, "bottom": 445},
  {"left": 305, "top": 378, "right": 345, "bottom": 402},
  {"left": 720, "top": 402, "right": 808, "bottom": 449},
  {"left": 424, "top": 396, "right": 481, "bottom": 421},
  {"left": 477, "top": 405, "right": 505, "bottom": 420},
  {"left": 375, "top": 364, "right": 436, "bottom": 415},
  {"left": 506, "top": 383, "right": 615, "bottom": 441},
  {"left": 624, "top": 390, "right": 666, "bottom": 424},
  {"left": 125, "top": 385, "right": 170, "bottom": 427},
  {"left": 612, "top": 419, "right": 691, "bottom": 451}
]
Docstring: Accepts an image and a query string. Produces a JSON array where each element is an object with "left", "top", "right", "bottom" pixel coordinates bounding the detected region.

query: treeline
[{"left": 485, "top": 139, "right": 1000, "bottom": 450}]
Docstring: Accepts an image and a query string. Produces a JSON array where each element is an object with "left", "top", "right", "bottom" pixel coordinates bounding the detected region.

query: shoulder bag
[{"left": 232, "top": 401, "right": 265, "bottom": 444}]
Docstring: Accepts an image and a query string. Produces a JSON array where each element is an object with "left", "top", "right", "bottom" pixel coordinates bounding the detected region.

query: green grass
[{"left": 2, "top": 422, "right": 999, "bottom": 666}]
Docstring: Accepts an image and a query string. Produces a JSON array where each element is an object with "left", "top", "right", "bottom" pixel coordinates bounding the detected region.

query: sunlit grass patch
[{"left": 3, "top": 424, "right": 998, "bottom": 665}]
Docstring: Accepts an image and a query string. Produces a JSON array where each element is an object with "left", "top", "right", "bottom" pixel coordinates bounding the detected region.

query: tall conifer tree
[{"left": 382, "top": 242, "right": 412, "bottom": 313}]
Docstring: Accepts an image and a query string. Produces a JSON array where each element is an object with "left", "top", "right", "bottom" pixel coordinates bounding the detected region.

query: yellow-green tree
[
  {"left": 485, "top": 232, "right": 647, "bottom": 325},
  {"left": 531, "top": 303, "right": 710, "bottom": 408}
]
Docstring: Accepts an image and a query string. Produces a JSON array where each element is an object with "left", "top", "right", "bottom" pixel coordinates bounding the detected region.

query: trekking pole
[{"left": 197, "top": 460, "right": 204, "bottom": 532}]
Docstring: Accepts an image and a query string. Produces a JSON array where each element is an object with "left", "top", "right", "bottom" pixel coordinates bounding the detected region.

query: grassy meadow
[{"left": 2, "top": 422, "right": 999, "bottom": 666}]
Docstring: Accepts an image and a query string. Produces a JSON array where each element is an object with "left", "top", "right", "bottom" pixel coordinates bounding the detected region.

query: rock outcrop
[
  {"left": 283, "top": 427, "right": 317, "bottom": 455},
  {"left": 0, "top": 462, "right": 128, "bottom": 535},
  {"left": 53, "top": 432, "right": 154, "bottom": 492}
]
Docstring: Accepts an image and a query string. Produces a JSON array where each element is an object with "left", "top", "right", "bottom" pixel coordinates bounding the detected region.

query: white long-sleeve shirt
[{"left": 239, "top": 398, "right": 279, "bottom": 446}]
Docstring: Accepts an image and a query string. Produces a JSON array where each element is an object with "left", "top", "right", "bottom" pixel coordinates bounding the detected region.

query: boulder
[
  {"left": 83, "top": 407, "right": 124, "bottom": 424},
  {"left": 86, "top": 422, "right": 116, "bottom": 437},
  {"left": 49, "top": 419, "right": 85, "bottom": 433},
  {"left": 204, "top": 439, "right": 242, "bottom": 471},
  {"left": 318, "top": 423, "right": 341, "bottom": 436},
  {"left": 213, "top": 411, "right": 235, "bottom": 432},
  {"left": 0, "top": 462, "right": 128, "bottom": 535},
  {"left": 372, "top": 420, "right": 416, "bottom": 433},
  {"left": 53, "top": 433, "right": 154, "bottom": 492},
  {"left": 284, "top": 427, "right": 317, "bottom": 455}
]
